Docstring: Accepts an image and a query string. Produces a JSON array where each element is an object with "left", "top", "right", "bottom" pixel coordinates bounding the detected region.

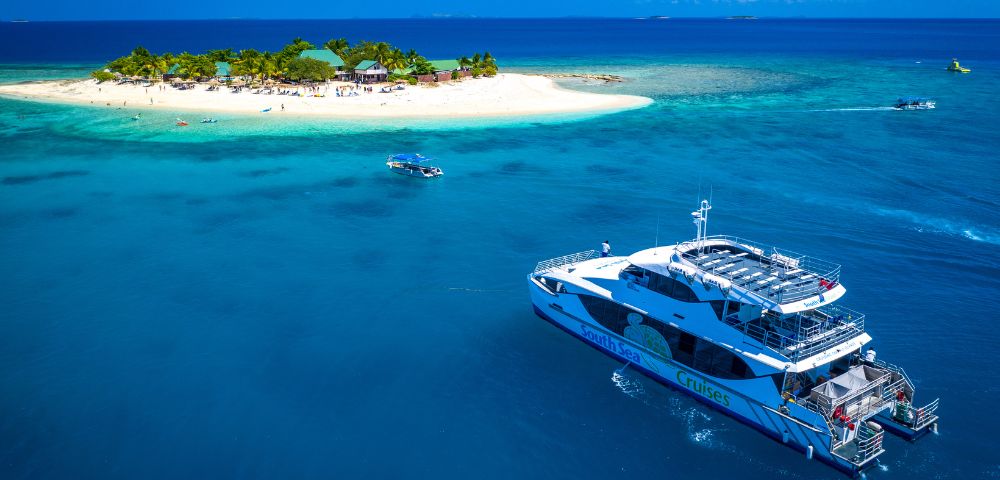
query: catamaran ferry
[{"left": 527, "top": 200, "right": 939, "bottom": 477}]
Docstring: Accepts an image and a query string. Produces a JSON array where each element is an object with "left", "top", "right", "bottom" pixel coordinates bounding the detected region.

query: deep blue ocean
[{"left": 0, "top": 18, "right": 998, "bottom": 479}]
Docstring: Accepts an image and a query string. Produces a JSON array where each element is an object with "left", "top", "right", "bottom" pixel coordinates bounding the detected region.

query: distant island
[
  {"left": 0, "top": 37, "right": 652, "bottom": 119},
  {"left": 726, "top": 16, "right": 759, "bottom": 20}
]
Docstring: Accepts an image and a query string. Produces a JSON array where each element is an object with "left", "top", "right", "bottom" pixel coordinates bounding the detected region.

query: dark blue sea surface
[{"left": 1, "top": 19, "right": 998, "bottom": 480}]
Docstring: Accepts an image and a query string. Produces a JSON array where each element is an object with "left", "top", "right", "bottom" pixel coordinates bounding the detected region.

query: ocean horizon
[{"left": 1, "top": 18, "right": 998, "bottom": 480}]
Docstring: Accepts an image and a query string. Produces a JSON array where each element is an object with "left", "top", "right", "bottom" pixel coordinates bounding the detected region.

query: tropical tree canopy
[
  {"left": 410, "top": 56, "right": 435, "bottom": 76},
  {"left": 205, "top": 48, "right": 236, "bottom": 63},
  {"left": 284, "top": 57, "right": 337, "bottom": 81},
  {"left": 323, "top": 38, "right": 349, "bottom": 57},
  {"left": 276, "top": 38, "right": 316, "bottom": 69},
  {"left": 102, "top": 41, "right": 498, "bottom": 81}
]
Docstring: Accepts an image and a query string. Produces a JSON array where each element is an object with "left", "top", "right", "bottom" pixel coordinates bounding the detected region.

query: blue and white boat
[
  {"left": 386, "top": 153, "right": 443, "bottom": 178},
  {"left": 893, "top": 97, "right": 935, "bottom": 110},
  {"left": 527, "top": 200, "right": 939, "bottom": 477}
]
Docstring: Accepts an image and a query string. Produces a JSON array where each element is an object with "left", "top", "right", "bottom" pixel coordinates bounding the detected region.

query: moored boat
[
  {"left": 527, "top": 200, "right": 939, "bottom": 477},
  {"left": 386, "top": 153, "right": 443, "bottom": 178}
]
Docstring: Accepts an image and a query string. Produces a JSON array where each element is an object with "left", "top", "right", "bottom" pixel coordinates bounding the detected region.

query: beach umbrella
[{"left": 208, "top": 79, "right": 220, "bottom": 86}]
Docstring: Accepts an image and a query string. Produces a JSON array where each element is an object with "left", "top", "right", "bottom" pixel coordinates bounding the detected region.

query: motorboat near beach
[
  {"left": 893, "top": 97, "right": 935, "bottom": 110},
  {"left": 527, "top": 200, "right": 939, "bottom": 477},
  {"left": 386, "top": 153, "right": 443, "bottom": 178}
]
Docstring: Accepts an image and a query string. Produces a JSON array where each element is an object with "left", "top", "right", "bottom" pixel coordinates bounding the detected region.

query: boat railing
[
  {"left": 731, "top": 305, "right": 865, "bottom": 360},
  {"left": 911, "top": 397, "right": 941, "bottom": 431},
  {"left": 677, "top": 235, "right": 842, "bottom": 303},
  {"left": 832, "top": 423, "right": 885, "bottom": 467},
  {"left": 802, "top": 367, "right": 899, "bottom": 425},
  {"left": 533, "top": 250, "right": 599, "bottom": 274}
]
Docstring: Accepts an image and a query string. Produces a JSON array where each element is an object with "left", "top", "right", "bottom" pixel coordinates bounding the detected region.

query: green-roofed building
[
  {"left": 353, "top": 60, "right": 388, "bottom": 83},
  {"left": 215, "top": 61, "right": 231, "bottom": 77},
  {"left": 166, "top": 63, "right": 181, "bottom": 75},
  {"left": 427, "top": 59, "right": 460, "bottom": 72},
  {"left": 298, "top": 49, "right": 345, "bottom": 68}
]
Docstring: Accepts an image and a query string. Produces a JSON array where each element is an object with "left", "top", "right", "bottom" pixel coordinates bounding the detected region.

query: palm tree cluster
[
  {"left": 457, "top": 52, "right": 498, "bottom": 77},
  {"left": 99, "top": 38, "right": 498, "bottom": 83}
]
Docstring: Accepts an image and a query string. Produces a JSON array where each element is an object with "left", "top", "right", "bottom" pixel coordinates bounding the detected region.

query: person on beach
[
  {"left": 602, "top": 240, "right": 611, "bottom": 257},
  {"left": 281, "top": 104, "right": 285, "bottom": 111}
]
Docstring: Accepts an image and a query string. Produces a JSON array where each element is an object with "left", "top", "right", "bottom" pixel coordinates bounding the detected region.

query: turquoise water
[{"left": 2, "top": 19, "right": 999, "bottom": 479}]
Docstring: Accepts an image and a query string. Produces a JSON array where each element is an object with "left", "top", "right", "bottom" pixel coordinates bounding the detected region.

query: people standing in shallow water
[{"left": 601, "top": 240, "right": 611, "bottom": 257}]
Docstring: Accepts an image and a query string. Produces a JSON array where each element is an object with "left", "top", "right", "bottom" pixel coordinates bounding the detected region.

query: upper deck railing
[
  {"left": 678, "top": 235, "right": 842, "bottom": 304},
  {"left": 725, "top": 304, "right": 866, "bottom": 360},
  {"left": 533, "top": 250, "right": 599, "bottom": 274}
]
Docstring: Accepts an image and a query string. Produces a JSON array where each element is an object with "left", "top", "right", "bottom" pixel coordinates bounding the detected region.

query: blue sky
[{"left": 4, "top": 0, "right": 1000, "bottom": 20}]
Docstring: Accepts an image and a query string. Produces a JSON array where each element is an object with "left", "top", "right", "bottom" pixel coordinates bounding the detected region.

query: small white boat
[
  {"left": 893, "top": 97, "right": 935, "bottom": 110},
  {"left": 386, "top": 154, "right": 443, "bottom": 178}
]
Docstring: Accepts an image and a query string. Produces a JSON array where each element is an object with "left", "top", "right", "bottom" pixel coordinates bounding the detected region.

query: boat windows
[
  {"left": 648, "top": 272, "right": 699, "bottom": 302},
  {"left": 577, "top": 294, "right": 754, "bottom": 380},
  {"left": 678, "top": 332, "right": 697, "bottom": 355}
]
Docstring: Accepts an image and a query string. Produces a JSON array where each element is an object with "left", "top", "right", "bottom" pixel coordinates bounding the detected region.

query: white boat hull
[{"left": 527, "top": 278, "right": 874, "bottom": 476}]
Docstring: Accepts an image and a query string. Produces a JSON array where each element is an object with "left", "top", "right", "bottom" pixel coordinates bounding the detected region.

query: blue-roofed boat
[
  {"left": 386, "top": 154, "right": 444, "bottom": 178},
  {"left": 893, "top": 97, "right": 935, "bottom": 110}
]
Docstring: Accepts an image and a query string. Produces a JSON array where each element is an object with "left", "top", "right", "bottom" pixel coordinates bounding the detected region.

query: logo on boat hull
[
  {"left": 580, "top": 324, "right": 642, "bottom": 364},
  {"left": 677, "top": 370, "right": 731, "bottom": 407}
]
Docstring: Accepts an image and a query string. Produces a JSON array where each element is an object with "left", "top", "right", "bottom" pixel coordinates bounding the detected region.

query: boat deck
[{"left": 679, "top": 237, "right": 841, "bottom": 304}]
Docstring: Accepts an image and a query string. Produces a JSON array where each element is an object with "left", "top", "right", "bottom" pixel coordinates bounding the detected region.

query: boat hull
[{"left": 527, "top": 279, "right": 874, "bottom": 476}]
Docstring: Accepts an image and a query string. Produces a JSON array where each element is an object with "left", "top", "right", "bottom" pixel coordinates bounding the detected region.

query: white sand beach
[{"left": 0, "top": 73, "right": 652, "bottom": 118}]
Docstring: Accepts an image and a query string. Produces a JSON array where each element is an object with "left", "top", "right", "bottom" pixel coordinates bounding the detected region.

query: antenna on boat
[
  {"left": 654, "top": 215, "right": 660, "bottom": 254},
  {"left": 691, "top": 197, "right": 712, "bottom": 254}
]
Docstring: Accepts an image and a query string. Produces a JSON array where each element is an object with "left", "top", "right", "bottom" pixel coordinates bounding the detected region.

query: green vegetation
[
  {"left": 284, "top": 57, "right": 337, "bottom": 81},
  {"left": 175, "top": 52, "right": 217, "bottom": 79},
  {"left": 457, "top": 52, "right": 497, "bottom": 77},
  {"left": 90, "top": 70, "right": 116, "bottom": 83},
  {"left": 101, "top": 39, "right": 497, "bottom": 82}
]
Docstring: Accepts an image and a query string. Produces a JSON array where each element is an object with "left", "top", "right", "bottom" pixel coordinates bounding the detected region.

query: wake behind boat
[
  {"left": 386, "top": 153, "right": 443, "bottom": 178},
  {"left": 527, "top": 200, "right": 939, "bottom": 477}
]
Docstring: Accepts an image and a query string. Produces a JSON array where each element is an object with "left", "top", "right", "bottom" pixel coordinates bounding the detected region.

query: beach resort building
[
  {"left": 429, "top": 59, "right": 466, "bottom": 81},
  {"left": 298, "top": 49, "right": 349, "bottom": 80},
  {"left": 354, "top": 60, "right": 388, "bottom": 83},
  {"left": 214, "top": 61, "right": 232, "bottom": 80}
]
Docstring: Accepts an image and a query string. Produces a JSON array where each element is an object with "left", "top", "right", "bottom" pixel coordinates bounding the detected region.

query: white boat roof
[{"left": 627, "top": 238, "right": 846, "bottom": 314}]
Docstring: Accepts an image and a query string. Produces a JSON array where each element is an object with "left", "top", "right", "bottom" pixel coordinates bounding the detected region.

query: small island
[{"left": 0, "top": 37, "right": 651, "bottom": 119}]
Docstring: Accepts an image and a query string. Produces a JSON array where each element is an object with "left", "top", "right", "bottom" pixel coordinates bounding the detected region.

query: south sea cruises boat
[
  {"left": 527, "top": 201, "right": 939, "bottom": 477},
  {"left": 385, "top": 153, "right": 443, "bottom": 178}
]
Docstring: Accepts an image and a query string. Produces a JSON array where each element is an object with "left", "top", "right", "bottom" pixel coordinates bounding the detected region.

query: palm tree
[
  {"left": 405, "top": 49, "right": 419, "bottom": 64},
  {"left": 472, "top": 53, "right": 482, "bottom": 69},
  {"left": 140, "top": 54, "right": 167, "bottom": 79},
  {"left": 371, "top": 42, "right": 393, "bottom": 65},
  {"left": 457, "top": 56, "right": 472, "bottom": 70},
  {"left": 324, "top": 38, "right": 349, "bottom": 56},
  {"left": 260, "top": 52, "right": 279, "bottom": 80},
  {"left": 233, "top": 49, "right": 261, "bottom": 78}
]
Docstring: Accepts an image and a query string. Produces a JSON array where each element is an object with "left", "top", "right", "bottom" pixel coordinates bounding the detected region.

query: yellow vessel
[{"left": 947, "top": 58, "right": 971, "bottom": 73}]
